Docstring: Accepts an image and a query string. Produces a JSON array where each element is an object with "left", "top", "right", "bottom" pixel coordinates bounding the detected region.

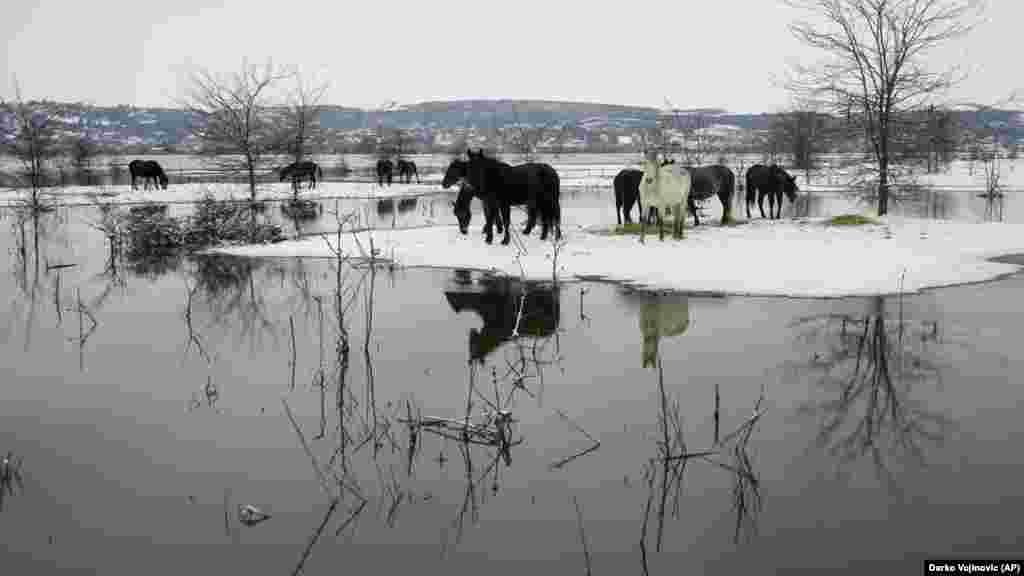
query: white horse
[{"left": 638, "top": 154, "right": 691, "bottom": 242}]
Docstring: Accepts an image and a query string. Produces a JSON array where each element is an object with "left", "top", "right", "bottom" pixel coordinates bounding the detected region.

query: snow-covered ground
[{"left": 211, "top": 216, "right": 1024, "bottom": 299}]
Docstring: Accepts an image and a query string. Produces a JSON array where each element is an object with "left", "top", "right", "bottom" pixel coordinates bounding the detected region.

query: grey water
[{"left": 1, "top": 182, "right": 1022, "bottom": 575}]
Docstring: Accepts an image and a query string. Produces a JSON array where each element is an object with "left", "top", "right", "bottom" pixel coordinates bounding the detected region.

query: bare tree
[
  {"left": 959, "top": 100, "right": 1021, "bottom": 196},
  {"left": 1, "top": 79, "right": 63, "bottom": 211},
  {"left": 770, "top": 109, "right": 831, "bottom": 181},
  {"left": 180, "top": 60, "right": 294, "bottom": 203},
  {"left": 283, "top": 73, "right": 329, "bottom": 164},
  {"left": 69, "top": 134, "right": 99, "bottom": 185},
  {"left": 785, "top": 0, "right": 982, "bottom": 215}
]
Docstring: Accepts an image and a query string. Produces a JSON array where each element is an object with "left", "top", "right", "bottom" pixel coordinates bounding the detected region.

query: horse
[
  {"left": 396, "top": 158, "right": 421, "bottom": 184},
  {"left": 128, "top": 160, "right": 169, "bottom": 190},
  {"left": 638, "top": 292, "right": 690, "bottom": 368},
  {"left": 638, "top": 154, "right": 690, "bottom": 242},
  {"left": 279, "top": 161, "right": 322, "bottom": 190},
  {"left": 614, "top": 169, "right": 643, "bottom": 225},
  {"left": 376, "top": 158, "right": 394, "bottom": 186},
  {"left": 444, "top": 274, "right": 560, "bottom": 363},
  {"left": 745, "top": 164, "right": 798, "bottom": 219},
  {"left": 397, "top": 197, "right": 418, "bottom": 213},
  {"left": 461, "top": 148, "right": 561, "bottom": 245},
  {"left": 684, "top": 165, "right": 736, "bottom": 226},
  {"left": 443, "top": 158, "right": 504, "bottom": 235}
]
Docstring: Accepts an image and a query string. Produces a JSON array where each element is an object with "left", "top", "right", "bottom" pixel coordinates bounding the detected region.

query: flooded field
[{"left": 1, "top": 181, "right": 1023, "bottom": 574}]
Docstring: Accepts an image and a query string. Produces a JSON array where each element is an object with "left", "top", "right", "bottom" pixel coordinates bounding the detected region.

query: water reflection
[
  {"left": 618, "top": 287, "right": 693, "bottom": 368},
  {"left": 790, "top": 296, "right": 954, "bottom": 482},
  {"left": 188, "top": 254, "right": 278, "bottom": 350},
  {"left": 443, "top": 272, "right": 561, "bottom": 364},
  {"left": 637, "top": 292, "right": 691, "bottom": 369}
]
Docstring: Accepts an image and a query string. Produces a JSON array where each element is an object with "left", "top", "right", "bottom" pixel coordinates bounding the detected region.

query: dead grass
[{"left": 826, "top": 214, "right": 879, "bottom": 226}]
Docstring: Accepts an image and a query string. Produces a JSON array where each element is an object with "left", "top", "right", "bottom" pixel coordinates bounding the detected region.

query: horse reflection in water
[
  {"left": 444, "top": 272, "right": 560, "bottom": 363},
  {"left": 637, "top": 291, "right": 691, "bottom": 368}
]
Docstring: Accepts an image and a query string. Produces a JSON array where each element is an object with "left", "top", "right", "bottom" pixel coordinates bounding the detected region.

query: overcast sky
[{"left": 1, "top": 0, "right": 1020, "bottom": 113}]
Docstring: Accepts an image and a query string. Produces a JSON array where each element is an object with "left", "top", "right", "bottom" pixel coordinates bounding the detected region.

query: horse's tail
[
  {"left": 722, "top": 167, "right": 736, "bottom": 218},
  {"left": 549, "top": 167, "right": 561, "bottom": 234}
]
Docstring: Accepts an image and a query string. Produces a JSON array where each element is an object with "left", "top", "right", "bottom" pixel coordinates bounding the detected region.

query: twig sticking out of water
[
  {"left": 714, "top": 384, "right": 721, "bottom": 445},
  {"left": 0, "top": 452, "right": 25, "bottom": 513},
  {"left": 182, "top": 279, "right": 210, "bottom": 365},
  {"left": 334, "top": 498, "right": 368, "bottom": 537},
  {"left": 290, "top": 498, "right": 339, "bottom": 576},
  {"left": 282, "top": 397, "right": 335, "bottom": 500},
  {"left": 573, "top": 496, "right": 593, "bottom": 576},
  {"left": 288, "top": 315, "right": 297, "bottom": 390}
]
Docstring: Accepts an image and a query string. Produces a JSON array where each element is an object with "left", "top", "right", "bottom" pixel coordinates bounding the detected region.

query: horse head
[
  {"left": 442, "top": 159, "right": 467, "bottom": 189},
  {"left": 158, "top": 173, "right": 169, "bottom": 190},
  {"left": 773, "top": 165, "right": 799, "bottom": 202}
]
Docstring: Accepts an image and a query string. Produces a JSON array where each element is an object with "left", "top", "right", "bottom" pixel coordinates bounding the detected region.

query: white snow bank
[{"left": 210, "top": 216, "right": 1024, "bottom": 298}]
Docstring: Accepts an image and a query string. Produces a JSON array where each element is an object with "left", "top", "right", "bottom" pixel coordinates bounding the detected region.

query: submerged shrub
[
  {"left": 125, "top": 203, "right": 182, "bottom": 260},
  {"left": 122, "top": 197, "right": 283, "bottom": 263}
]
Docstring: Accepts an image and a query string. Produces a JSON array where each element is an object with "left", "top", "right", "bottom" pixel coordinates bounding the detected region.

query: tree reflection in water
[{"left": 789, "top": 296, "right": 955, "bottom": 483}]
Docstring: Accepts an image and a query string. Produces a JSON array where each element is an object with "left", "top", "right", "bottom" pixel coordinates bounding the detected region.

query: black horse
[
  {"left": 376, "top": 159, "right": 394, "bottom": 186},
  {"left": 685, "top": 164, "right": 736, "bottom": 226},
  {"left": 613, "top": 168, "right": 643, "bottom": 225},
  {"left": 397, "top": 197, "right": 418, "bottom": 212},
  {"left": 128, "top": 160, "right": 169, "bottom": 190},
  {"left": 395, "top": 159, "right": 420, "bottom": 184},
  {"left": 444, "top": 274, "right": 560, "bottom": 363},
  {"left": 745, "top": 164, "right": 799, "bottom": 219},
  {"left": 458, "top": 148, "right": 561, "bottom": 245},
  {"left": 279, "top": 161, "right": 322, "bottom": 190},
  {"left": 442, "top": 158, "right": 504, "bottom": 235}
]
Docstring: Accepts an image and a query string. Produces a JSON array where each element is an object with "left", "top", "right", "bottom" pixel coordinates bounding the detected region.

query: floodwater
[{"left": 1, "top": 179, "right": 1022, "bottom": 575}]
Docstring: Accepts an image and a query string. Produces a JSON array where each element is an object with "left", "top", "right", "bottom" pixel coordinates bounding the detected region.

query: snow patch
[{"left": 209, "top": 216, "right": 1024, "bottom": 298}]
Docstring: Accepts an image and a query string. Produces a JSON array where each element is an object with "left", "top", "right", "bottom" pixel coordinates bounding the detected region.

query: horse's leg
[
  {"left": 758, "top": 190, "right": 767, "bottom": 219},
  {"left": 658, "top": 209, "right": 665, "bottom": 241},
  {"left": 502, "top": 203, "right": 512, "bottom": 241},
  {"left": 689, "top": 197, "right": 700, "bottom": 227},
  {"left": 501, "top": 202, "right": 512, "bottom": 245},
  {"left": 483, "top": 201, "right": 495, "bottom": 244}
]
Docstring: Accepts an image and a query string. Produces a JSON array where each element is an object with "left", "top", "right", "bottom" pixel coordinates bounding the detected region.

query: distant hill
[{"left": 0, "top": 98, "right": 1020, "bottom": 152}]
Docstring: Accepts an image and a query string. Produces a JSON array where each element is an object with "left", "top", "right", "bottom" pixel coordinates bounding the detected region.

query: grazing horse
[
  {"left": 395, "top": 158, "right": 421, "bottom": 184},
  {"left": 638, "top": 292, "right": 691, "bottom": 368},
  {"left": 128, "top": 160, "right": 169, "bottom": 190},
  {"left": 614, "top": 168, "right": 643, "bottom": 225},
  {"left": 638, "top": 154, "right": 690, "bottom": 242},
  {"left": 745, "top": 164, "right": 798, "bottom": 219},
  {"left": 684, "top": 165, "right": 736, "bottom": 226},
  {"left": 279, "top": 161, "right": 322, "bottom": 190},
  {"left": 376, "top": 158, "right": 394, "bottom": 186},
  {"left": 443, "top": 158, "right": 504, "bottom": 235},
  {"left": 460, "top": 148, "right": 561, "bottom": 245},
  {"left": 444, "top": 273, "right": 560, "bottom": 363}
]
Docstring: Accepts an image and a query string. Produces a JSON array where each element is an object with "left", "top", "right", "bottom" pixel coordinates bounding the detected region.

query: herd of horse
[
  {"left": 442, "top": 148, "right": 800, "bottom": 245},
  {"left": 124, "top": 152, "right": 800, "bottom": 242}
]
